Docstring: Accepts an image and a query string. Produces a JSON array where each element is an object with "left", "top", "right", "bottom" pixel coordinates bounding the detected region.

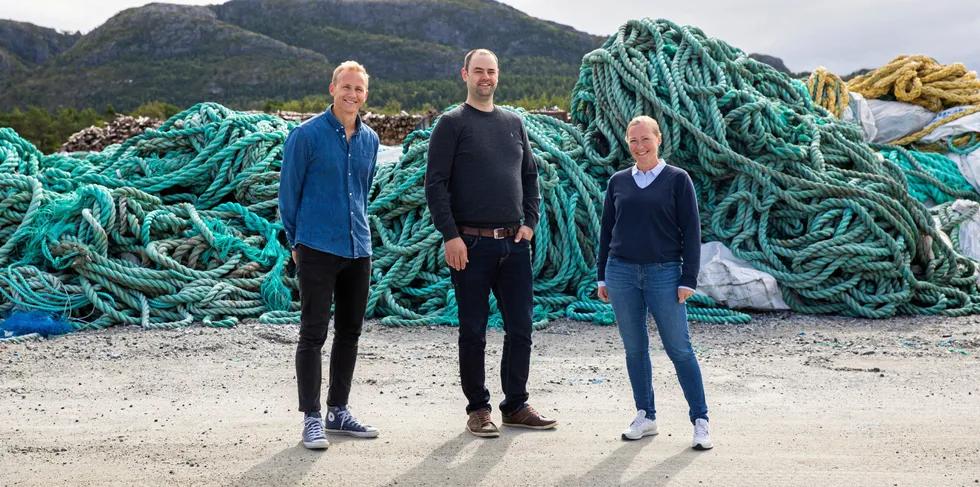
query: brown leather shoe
[
  {"left": 501, "top": 405, "right": 558, "bottom": 430},
  {"left": 467, "top": 409, "right": 500, "bottom": 437}
]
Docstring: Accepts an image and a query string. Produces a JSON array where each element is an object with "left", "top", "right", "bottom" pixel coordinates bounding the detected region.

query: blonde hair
[
  {"left": 332, "top": 61, "right": 370, "bottom": 87},
  {"left": 625, "top": 116, "right": 661, "bottom": 138}
]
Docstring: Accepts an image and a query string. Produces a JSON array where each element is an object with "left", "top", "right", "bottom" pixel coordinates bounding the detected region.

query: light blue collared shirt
[
  {"left": 631, "top": 159, "right": 668, "bottom": 189},
  {"left": 598, "top": 159, "right": 696, "bottom": 293}
]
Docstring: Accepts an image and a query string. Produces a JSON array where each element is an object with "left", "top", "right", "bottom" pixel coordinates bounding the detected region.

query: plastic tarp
[
  {"left": 921, "top": 106, "right": 980, "bottom": 144},
  {"left": 944, "top": 151, "right": 980, "bottom": 194},
  {"left": 377, "top": 145, "right": 405, "bottom": 165},
  {"left": 865, "top": 99, "right": 936, "bottom": 143},
  {"left": 949, "top": 200, "right": 980, "bottom": 262},
  {"left": 841, "top": 92, "right": 878, "bottom": 142},
  {"left": 697, "top": 242, "right": 790, "bottom": 310}
]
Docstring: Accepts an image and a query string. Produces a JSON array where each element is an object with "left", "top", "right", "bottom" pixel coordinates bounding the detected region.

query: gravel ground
[{"left": 1, "top": 312, "right": 979, "bottom": 486}]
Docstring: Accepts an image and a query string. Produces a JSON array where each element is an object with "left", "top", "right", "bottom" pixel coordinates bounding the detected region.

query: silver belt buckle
[{"left": 493, "top": 228, "right": 505, "bottom": 239}]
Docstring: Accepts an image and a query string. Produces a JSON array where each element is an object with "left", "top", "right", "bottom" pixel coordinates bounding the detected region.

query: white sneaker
[
  {"left": 621, "top": 410, "right": 658, "bottom": 440},
  {"left": 692, "top": 418, "right": 712, "bottom": 450}
]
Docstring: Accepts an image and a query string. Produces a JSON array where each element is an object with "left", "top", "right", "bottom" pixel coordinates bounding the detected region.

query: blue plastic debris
[
  {"left": 560, "top": 378, "right": 609, "bottom": 384},
  {"left": 0, "top": 311, "right": 74, "bottom": 338}
]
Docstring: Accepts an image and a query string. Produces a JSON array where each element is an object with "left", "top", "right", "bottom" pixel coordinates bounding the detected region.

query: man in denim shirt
[{"left": 279, "top": 61, "right": 380, "bottom": 449}]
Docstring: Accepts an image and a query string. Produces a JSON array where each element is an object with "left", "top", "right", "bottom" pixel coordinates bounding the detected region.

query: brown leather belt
[{"left": 457, "top": 225, "right": 519, "bottom": 239}]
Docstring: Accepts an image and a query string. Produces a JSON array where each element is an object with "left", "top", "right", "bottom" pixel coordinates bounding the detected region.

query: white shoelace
[
  {"left": 694, "top": 421, "right": 709, "bottom": 437},
  {"left": 305, "top": 416, "right": 325, "bottom": 438},
  {"left": 339, "top": 409, "right": 366, "bottom": 430}
]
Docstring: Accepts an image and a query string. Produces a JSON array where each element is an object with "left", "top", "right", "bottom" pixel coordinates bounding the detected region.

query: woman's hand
[
  {"left": 678, "top": 287, "right": 694, "bottom": 304},
  {"left": 598, "top": 285, "right": 610, "bottom": 303}
]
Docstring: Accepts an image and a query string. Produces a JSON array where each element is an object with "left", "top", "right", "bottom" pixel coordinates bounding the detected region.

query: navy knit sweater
[{"left": 596, "top": 164, "right": 702, "bottom": 289}]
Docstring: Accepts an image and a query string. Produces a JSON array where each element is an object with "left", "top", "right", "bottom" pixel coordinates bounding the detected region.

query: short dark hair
[{"left": 464, "top": 49, "right": 498, "bottom": 71}]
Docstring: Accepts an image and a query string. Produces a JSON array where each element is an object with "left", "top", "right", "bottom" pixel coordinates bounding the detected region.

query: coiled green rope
[
  {"left": 571, "top": 18, "right": 980, "bottom": 318},
  {"left": 0, "top": 100, "right": 748, "bottom": 331}
]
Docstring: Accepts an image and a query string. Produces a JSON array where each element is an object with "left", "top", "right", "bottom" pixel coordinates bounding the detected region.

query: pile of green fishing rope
[
  {"left": 0, "top": 101, "right": 748, "bottom": 333},
  {"left": 16, "top": 17, "right": 979, "bottom": 330},
  {"left": 873, "top": 145, "right": 978, "bottom": 205},
  {"left": 1, "top": 104, "right": 298, "bottom": 330},
  {"left": 931, "top": 200, "right": 980, "bottom": 253},
  {"left": 571, "top": 18, "right": 980, "bottom": 317},
  {"left": 364, "top": 106, "right": 747, "bottom": 327}
]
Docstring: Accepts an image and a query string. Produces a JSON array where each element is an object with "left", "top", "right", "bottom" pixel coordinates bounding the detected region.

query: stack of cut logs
[
  {"left": 59, "top": 107, "right": 569, "bottom": 153},
  {"left": 362, "top": 110, "right": 433, "bottom": 146},
  {"left": 261, "top": 109, "right": 440, "bottom": 146},
  {"left": 60, "top": 116, "right": 163, "bottom": 153}
]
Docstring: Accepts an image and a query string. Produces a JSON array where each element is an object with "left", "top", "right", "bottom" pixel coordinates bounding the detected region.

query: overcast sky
[{"left": 1, "top": 0, "right": 977, "bottom": 74}]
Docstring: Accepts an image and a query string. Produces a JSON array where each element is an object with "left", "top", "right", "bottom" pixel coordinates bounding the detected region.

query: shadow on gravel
[
  {"left": 231, "top": 443, "right": 324, "bottom": 486},
  {"left": 560, "top": 440, "right": 701, "bottom": 487},
  {"left": 382, "top": 429, "right": 529, "bottom": 486}
]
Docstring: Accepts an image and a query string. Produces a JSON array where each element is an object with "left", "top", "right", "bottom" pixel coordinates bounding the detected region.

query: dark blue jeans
[
  {"left": 451, "top": 234, "right": 534, "bottom": 415},
  {"left": 605, "top": 258, "right": 708, "bottom": 424}
]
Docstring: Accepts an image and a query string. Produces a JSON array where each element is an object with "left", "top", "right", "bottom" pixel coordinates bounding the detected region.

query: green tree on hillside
[{"left": 131, "top": 101, "right": 181, "bottom": 120}]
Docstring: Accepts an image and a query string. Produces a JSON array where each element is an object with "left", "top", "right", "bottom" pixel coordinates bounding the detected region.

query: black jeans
[
  {"left": 451, "top": 234, "right": 534, "bottom": 415},
  {"left": 295, "top": 245, "right": 371, "bottom": 413}
]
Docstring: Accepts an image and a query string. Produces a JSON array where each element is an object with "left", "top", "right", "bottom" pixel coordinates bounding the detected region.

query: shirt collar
[
  {"left": 324, "top": 104, "right": 362, "bottom": 133},
  {"left": 632, "top": 159, "right": 667, "bottom": 177}
]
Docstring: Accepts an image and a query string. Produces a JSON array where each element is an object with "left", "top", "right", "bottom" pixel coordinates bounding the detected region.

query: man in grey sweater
[{"left": 424, "top": 49, "right": 558, "bottom": 437}]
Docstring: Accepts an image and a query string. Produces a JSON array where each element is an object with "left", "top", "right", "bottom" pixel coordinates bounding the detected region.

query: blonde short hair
[
  {"left": 332, "top": 61, "right": 370, "bottom": 87},
  {"left": 626, "top": 116, "right": 661, "bottom": 138}
]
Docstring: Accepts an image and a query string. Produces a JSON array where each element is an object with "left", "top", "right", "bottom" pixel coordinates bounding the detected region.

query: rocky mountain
[
  {"left": 748, "top": 53, "right": 791, "bottom": 75},
  {"left": 212, "top": 0, "right": 603, "bottom": 79},
  {"left": 0, "top": 0, "right": 604, "bottom": 111},
  {"left": 0, "top": 19, "right": 80, "bottom": 82},
  {"left": 1, "top": 4, "right": 334, "bottom": 111}
]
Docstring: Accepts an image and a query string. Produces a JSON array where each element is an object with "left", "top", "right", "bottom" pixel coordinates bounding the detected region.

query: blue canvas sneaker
[
  {"left": 325, "top": 405, "right": 379, "bottom": 438},
  {"left": 302, "top": 412, "right": 329, "bottom": 449}
]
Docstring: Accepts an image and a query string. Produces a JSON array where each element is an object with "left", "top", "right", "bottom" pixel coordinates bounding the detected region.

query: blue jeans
[
  {"left": 450, "top": 234, "right": 534, "bottom": 415},
  {"left": 605, "top": 257, "right": 708, "bottom": 424}
]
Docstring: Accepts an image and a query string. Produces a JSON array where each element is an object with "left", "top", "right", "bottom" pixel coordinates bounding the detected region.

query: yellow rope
[
  {"left": 912, "top": 133, "right": 980, "bottom": 153},
  {"left": 848, "top": 55, "right": 980, "bottom": 112},
  {"left": 807, "top": 67, "right": 849, "bottom": 118}
]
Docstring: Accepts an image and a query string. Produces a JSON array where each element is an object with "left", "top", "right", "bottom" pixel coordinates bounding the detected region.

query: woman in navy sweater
[{"left": 597, "top": 116, "right": 712, "bottom": 450}]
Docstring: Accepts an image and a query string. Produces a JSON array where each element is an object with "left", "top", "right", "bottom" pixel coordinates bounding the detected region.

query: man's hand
[
  {"left": 678, "top": 287, "right": 695, "bottom": 304},
  {"left": 514, "top": 225, "right": 534, "bottom": 243},
  {"left": 291, "top": 250, "right": 296, "bottom": 262},
  {"left": 598, "top": 285, "right": 609, "bottom": 303},
  {"left": 445, "top": 237, "right": 468, "bottom": 271}
]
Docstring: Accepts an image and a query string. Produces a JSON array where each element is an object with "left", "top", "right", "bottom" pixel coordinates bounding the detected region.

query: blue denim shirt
[{"left": 279, "top": 106, "right": 379, "bottom": 258}]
